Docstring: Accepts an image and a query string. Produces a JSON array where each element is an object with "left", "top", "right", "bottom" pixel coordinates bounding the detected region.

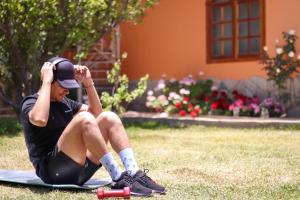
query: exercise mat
[{"left": 0, "top": 169, "right": 112, "bottom": 190}]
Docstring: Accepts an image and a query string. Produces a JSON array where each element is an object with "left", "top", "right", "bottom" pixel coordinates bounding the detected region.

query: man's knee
[
  {"left": 97, "top": 111, "right": 122, "bottom": 125},
  {"left": 76, "top": 111, "right": 97, "bottom": 128}
]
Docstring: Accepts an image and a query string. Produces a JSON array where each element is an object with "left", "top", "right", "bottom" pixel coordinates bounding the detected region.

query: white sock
[
  {"left": 99, "top": 152, "right": 122, "bottom": 181},
  {"left": 118, "top": 148, "right": 139, "bottom": 175}
]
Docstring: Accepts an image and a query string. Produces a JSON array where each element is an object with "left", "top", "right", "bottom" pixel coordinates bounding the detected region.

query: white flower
[
  {"left": 288, "top": 29, "right": 296, "bottom": 35},
  {"left": 263, "top": 46, "right": 268, "bottom": 51},
  {"left": 198, "top": 71, "right": 204, "bottom": 76},
  {"left": 168, "top": 92, "right": 180, "bottom": 101},
  {"left": 276, "top": 48, "right": 283, "bottom": 55},
  {"left": 169, "top": 78, "right": 177, "bottom": 83},
  {"left": 289, "top": 39, "right": 294, "bottom": 43},
  {"left": 146, "top": 102, "right": 152, "bottom": 107},
  {"left": 179, "top": 76, "right": 195, "bottom": 86},
  {"left": 121, "top": 52, "right": 128, "bottom": 59},
  {"left": 276, "top": 68, "right": 281, "bottom": 74},
  {"left": 275, "top": 39, "right": 280, "bottom": 44},
  {"left": 297, "top": 54, "right": 300, "bottom": 60},
  {"left": 147, "top": 90, "right": 154, "bottom": 96},
  {"left": 156, "top": 80, "right": 165, "bottom": 90},
  {"left": 147, "top": 95, "right": 156, "bottom": 102},
  {"left": 288, "top": 51, "right": 295, "bottom": 58},
  {"left": 211, "top": 85, "right": 218, "bottom": 91},
  {"left": 179, "top": 88, "right": 190, "bottom": 95},
  {"left": 158, "top": 95, "right": 169, "bottom": 106}
]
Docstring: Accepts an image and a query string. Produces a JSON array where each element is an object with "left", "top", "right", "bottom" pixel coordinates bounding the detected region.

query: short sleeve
[
  {"left": 64, "top": 97, "right": 82, "bottom": 115},
  {"left": 21, "top": 95, "right": 37, "bottom": 116},
  {"left": 20, "top": 94, "right": 38, "bottom": 127}
]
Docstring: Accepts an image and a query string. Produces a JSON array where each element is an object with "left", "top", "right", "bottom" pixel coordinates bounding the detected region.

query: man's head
[
  {"left": 48, "top": 57, "right": 80, "bottom": 89},
  {"left": 47, "top": 57, "right": 79, "bottom": 102}
]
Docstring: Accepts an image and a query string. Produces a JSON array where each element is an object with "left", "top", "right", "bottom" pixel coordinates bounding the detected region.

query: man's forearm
[
  {"left": 83, "top": 80, "right": 102, "bottom": 116},
  {"left": 29, "top": 80, "right": 51, "bottom": 126}
]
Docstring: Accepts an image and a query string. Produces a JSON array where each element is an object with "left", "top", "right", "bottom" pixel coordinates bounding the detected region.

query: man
[{"left": 20, "top": 57, "right": 165, "bottom": 196}]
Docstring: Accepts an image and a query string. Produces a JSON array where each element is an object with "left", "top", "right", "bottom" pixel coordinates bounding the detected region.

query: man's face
[{"left": 50, "top": 81, "right": 69, "bottom": 102}]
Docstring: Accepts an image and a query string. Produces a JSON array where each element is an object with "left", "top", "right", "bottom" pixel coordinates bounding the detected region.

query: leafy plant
[
  {"left": 0, "top": 0, "right": 159, "bottom": 116},
  {"left": 261, "top": 29, "right": 300, "bottom": 103},
  {"left": 146, "top": 75, "right": 285, "bottom": 118},
  {"left": 101, "top": 53, "right": 149, "bottom": 113},
  {"left": 0, "top": 118, "right": 21, "bottom": 135}
]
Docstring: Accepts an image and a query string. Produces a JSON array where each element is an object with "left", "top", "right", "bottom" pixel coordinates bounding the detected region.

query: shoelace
[
  {"left": 139, "top": 169, "right": 155, "bottom": 184},
  {"left": 123, "top": 172, "right": 134, "bottom": 185}
]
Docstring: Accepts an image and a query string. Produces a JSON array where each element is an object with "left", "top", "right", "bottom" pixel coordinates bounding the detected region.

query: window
[{"left": 206, "top": 0, "right": 265, "bottom": 62}]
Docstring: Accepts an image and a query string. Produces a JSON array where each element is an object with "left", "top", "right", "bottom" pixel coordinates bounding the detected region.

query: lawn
[{"left": 0, "top": 125, "right": 299, "bottom": 200}]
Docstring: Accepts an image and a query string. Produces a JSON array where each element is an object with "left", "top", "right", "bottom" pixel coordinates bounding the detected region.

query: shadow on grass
[
  {"left": 124, "top": 118, "right": 300, "bottom": 131},
  {"left": 124, "top": 120, "right": 188, "bottom": 130}
]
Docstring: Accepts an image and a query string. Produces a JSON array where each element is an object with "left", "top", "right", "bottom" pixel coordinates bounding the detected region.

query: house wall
[{"left": 121, "top": 0, "right": 300, "bottom": 81}]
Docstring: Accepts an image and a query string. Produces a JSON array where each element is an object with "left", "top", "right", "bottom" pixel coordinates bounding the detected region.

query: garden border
[{"left": 122, "top": 111, "right": 300, "bottom": 128}]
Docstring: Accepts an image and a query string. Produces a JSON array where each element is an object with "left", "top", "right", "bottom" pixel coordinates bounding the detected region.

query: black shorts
[{"left": 37, "top": 147, "right": 102, "bottom": 185}]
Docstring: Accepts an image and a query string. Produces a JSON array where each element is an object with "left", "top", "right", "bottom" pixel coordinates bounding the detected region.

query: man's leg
[
  {"left": 96, "top": 111, "right": 139, "bottom": 174},
  {"left": 57, "top": 111, "right": 122, "bottom": 181},
  {"left": 95, "top": 111, "right": 166, "bottom": 194},
  {"left": 57, "top": 111, "right": 108, "bottom": 165}
]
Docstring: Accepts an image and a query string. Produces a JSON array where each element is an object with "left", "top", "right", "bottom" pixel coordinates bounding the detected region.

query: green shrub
[
  {"left": 101, "top": 54, "right": 149, "bottom": 113},
  {"left": 0, "top": 118, "right": 22, "bottom": 135}
]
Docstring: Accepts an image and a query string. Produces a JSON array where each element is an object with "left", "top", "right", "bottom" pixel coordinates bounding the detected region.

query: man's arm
[
  {"left": 82, "top": 79, "right": 102, "bottom": 116},
  {"left": 28, "top": 62, "right": 54, "bottom": 127},
  {"left": 75, "top": 65, "right": 102, "bottom": 116}
]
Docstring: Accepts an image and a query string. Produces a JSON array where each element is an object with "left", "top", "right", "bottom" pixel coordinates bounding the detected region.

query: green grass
[{"left": 0, "top": 126, "right": 300, "bottom": 199}]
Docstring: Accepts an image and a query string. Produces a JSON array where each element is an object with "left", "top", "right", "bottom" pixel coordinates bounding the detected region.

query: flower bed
[{"left": 146, "top": 75, "right": 285, "bottom": 118}]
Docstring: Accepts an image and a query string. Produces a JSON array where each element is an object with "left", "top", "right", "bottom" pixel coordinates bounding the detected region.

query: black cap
[{"left": 49, "top": 57, "right": 80, "bottom": 89}]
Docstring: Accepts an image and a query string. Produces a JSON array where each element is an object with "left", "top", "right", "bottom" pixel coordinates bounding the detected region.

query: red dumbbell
[{"left": 97, "top": 187, "right": 130, "bottom": 199}]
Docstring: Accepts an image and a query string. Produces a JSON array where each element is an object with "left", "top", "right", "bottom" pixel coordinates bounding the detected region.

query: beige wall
[{"left": 121, "top": 0, "right": 300, "bottom": 80}]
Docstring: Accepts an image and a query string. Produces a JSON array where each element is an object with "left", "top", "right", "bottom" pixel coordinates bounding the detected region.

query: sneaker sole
[
  {"left": 131, "top": 192, "right": 153, "bottom": 197},
  {"left": 153, "top": 189, "right": 167, "bottom": 195}
]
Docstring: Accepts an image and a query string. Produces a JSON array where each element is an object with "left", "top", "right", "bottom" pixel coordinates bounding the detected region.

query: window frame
[{"left": 206, "top": 0, "right": 265, "bottom": 63}]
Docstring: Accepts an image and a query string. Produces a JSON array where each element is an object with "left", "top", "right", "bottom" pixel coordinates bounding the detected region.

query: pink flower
[
  {"left": 236, "top": 99, "right": 243, "bottom": 108},
  {"left": 229, "top": 104, "right": 234, "bottom": 111}
]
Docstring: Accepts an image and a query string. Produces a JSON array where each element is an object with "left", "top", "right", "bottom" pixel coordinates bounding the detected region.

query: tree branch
[{"left": 0, "top": 86, "right": 19, "bottom": 111}]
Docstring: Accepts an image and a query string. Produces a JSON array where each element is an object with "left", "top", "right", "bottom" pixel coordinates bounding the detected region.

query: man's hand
[
  {"left": 41, "top": 62, "right": 55, "bottom": 83},
  {"left": 74, "top": 65, "right": 93, "bottom": 87}
]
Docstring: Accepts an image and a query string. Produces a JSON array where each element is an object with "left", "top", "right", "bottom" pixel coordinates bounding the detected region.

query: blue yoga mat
[{"left": 0, "top": 169, "right": 112, "bottom": 190}]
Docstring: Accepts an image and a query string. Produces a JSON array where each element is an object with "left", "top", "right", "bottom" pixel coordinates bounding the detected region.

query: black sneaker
[
  {"left": 134, "top": 169, "right": 166, "bottom": 194},
  {"left": 111, "top": 171, "right": 152, "bottom": 197}
]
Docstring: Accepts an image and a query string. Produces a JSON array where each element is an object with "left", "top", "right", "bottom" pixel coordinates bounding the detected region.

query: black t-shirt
[{"left": 20, "top": 93, "right": 82, "bottom": 169}]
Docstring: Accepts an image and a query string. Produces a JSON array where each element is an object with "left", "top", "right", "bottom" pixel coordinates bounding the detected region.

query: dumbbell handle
[{"left": 97, "top": 187, "right": 130, "bottom": 199}]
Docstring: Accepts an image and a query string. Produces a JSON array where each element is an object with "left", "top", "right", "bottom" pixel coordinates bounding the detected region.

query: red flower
[
  {"left": 211, "top": 101, "right": 219, "bottom": 110},
  {"left": 193, "top": 107, "right": 201, "bottom": 114},
  {"left": 221, "top": 91, "right": 227, "bottom": 98},
  {"left": 155, "top": 107, "right": 163, "bottom": 112},
  {"left": 183, "top": 96, "right": 189, "bottom": 103},
  {"left": 218, "top": 98, "right": 228, "bottom": 109},
  {"left": 221, "top": 101, "right": 228, "bottom": 109},
  {"left": 190, "top": 111, "right": 198, "bottom": 118},
  {"left": 232, "top": 90, "right": 238, "bottom": 96},
  {"left": 179, "top": 110, "right": 186, "bottom": 116},
  {"left": 175, "top": 102, "right": 182, "bottom": 109},
  {"left": 188, "top": 103, "right": 194, "bottom": 111},
  {"left": 211, "top": 90, "right": 218, "bottom": 97},
  {"left": 204, "top": 96, "right": 211, "bottom": 103}
]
